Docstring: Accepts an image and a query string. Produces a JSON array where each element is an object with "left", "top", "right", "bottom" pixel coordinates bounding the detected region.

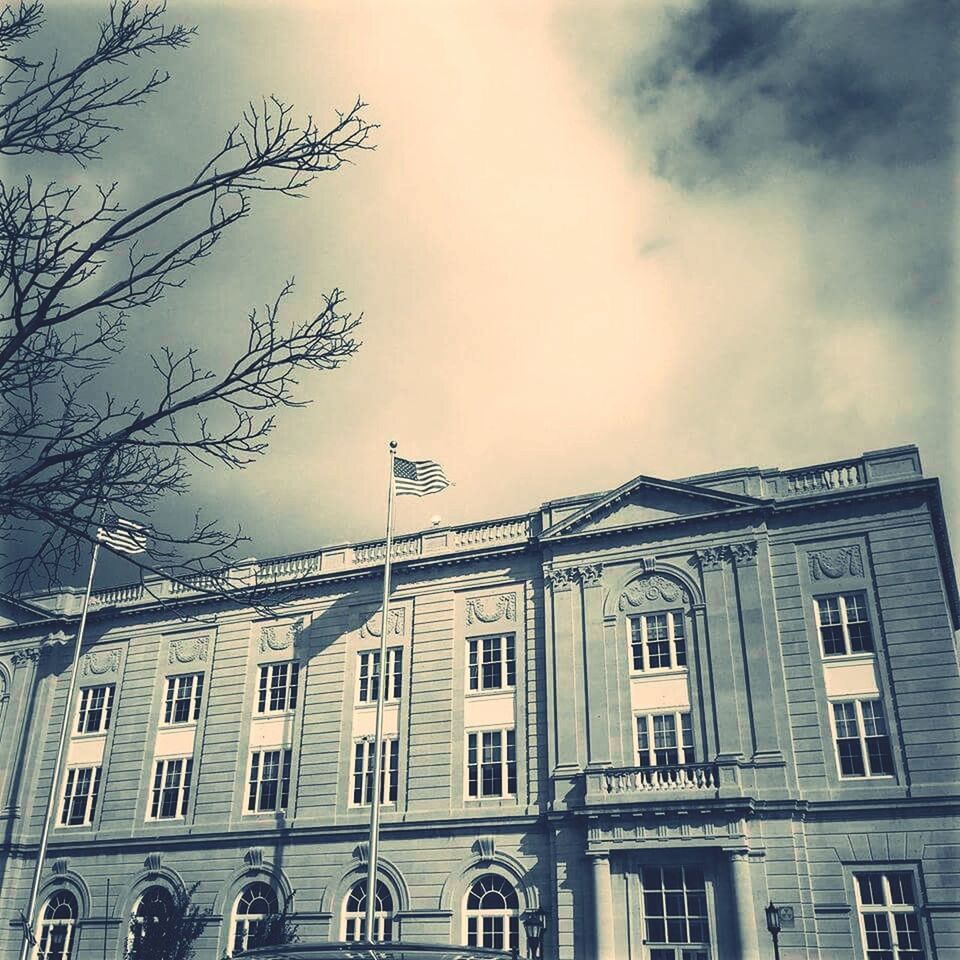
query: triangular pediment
[
  {"left": 541, "top": 474, "right": 765, "bottom": 540},
  {"left": 0, "top": 593, "right": 55, "bottom": 629}
]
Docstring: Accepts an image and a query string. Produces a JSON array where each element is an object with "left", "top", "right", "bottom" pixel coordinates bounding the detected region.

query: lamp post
[
  {"left": 520, "top": 908, "right": 548, "bottom": 960},
  {"left": 765, "top": 902, "right": 782, "bottom": 960}
]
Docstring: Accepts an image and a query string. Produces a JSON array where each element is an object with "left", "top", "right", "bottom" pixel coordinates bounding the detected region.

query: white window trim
[
  {"left": 634, "top": 711, "right": 695, "bottom": 767},
  {"left": 245, "top": 747, "right": 293, "bottom": 814},
  {"left": 75, "top": 684, "right": 114, "bottom": 736},
  {"left": 465, "top": 726, "right": 517, "bottom": 800},
  {"left": 230, "top": 884, "right": 280, "bottom": 956},
  {"left": 814, "top": 592, "right": 875, "bottom": 659},
  {"left": 634, "top": 864, "right": 714, "bottom": 958},
  {"left": 350, "top": 737, "right": 399, "bottom": 807},
  {"left": 853, "top": 869, "right": 929, "bottom": 960},
  {"left": 342, "top": 879, "right": 395, "bottom": 942},
  {"left": 628, "top": 610, "right": 687, "bottom": 674},
  {"left": 147, "top": 756, "right": 193, "bottom": 821},
  {"left": 256, "top": 662, "right": 300, "bottom": 715},
  {"left": 161, "top": 673, "right": 204, "bottom": 726},
  {"left": 463, "top": 875, "right": 521, "bottom": 953},
  {"left": 466, "top": 634, "right": 517, "bottom": 695},
  {"left": 828, "top": 698, "right": 895, "bottom": 781},
  {"left": 59, "top": 765, "right": 101, "bottom": 827},
  {"left": 34, "top": 893, "right": 78, "bottom": 960},
  {"left": 356, "top": 647, "right": 403, "bottom": 705}
]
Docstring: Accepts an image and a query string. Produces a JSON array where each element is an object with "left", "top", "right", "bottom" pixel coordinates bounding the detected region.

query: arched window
[
  {"left": 35, "top": 890, "right": 78, "bottom": 960},
  {"left": 231, "top": 882, "right": 279, "bottom": 954},
  {"left": 343, "top": 879, "right": 394, "bottom": 943},
  {"left": 465, "top": 874, "right": 519, "bottom": 953},
  {"left": 129, "top": 886, "right": 174, "bottom": 950}
]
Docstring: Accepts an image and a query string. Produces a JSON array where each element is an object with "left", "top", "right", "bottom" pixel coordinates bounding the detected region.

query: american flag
[
  {"left": 393, "top": 457, "right": 450, "bottom": 497},
  {"left": 96, "top": 516, "right": 148, "bottom": 554}
]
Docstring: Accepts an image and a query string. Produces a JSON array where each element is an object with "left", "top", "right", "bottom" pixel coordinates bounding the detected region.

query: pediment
[
  {"left": 0, "top": 593, "right": 55, "bottom": 628},
  {"left": 541, "top": 475, "right": 764, "bottom": 540}
]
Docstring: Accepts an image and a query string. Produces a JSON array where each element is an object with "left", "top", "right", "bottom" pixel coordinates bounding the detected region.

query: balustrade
[{"left": 602, "top": 763, "right": 719, "bottom": 795}]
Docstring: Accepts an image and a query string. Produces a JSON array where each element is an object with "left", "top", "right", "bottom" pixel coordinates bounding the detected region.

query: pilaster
[
  {"left": 578, "top": 564, "right": 611, "bottom": 768},
  {"left": 546, "top": 567, "right": 580, "bottom": 774}
]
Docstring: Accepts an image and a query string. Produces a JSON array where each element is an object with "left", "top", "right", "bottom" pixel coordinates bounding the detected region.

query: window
[
  {"left": 468, "top": 635, "right": 516, "bottom": 692},
  {"left": 163, "top": 674, "right": 204, "bottom": 724},
  {"left": 352, "top": 738, "right": 398, "bottom": 805},
  {"left": 256, "top": 662, "right": 300, "bottom": 714},
  {"left": 640, "top": 866, "right": 710, "bottom": 960},
  {"left": 816, "top": 594, "right": 874, "bottom": 657},
  {"left": 831, "top": 700, "right": 895, "bottom": 778},
  {"left": 357, "top": 649, "right": 402, "bottom": 704},
  {"left": 59, "top": 766, "right": 101, "bottom": 826},
  {"left": 149, "top": 757, "right": 193, "bottom": 819},
  {"left": 247, "top": 749, "right": 292, "bottom": 813},
  {"left": 232, "top": 882, "right": 279, "bottom": 954},
  {"left": 636, "top": 712, "right": 694, "bottom": 768},
  {"left": 855, "top": 872, "right": 926, "bottom": 960},
  {"left": 465, "top": 874, "right": 519, "bottom": 952},
  {"left": 466, "top": 729, "right": 516, "bottom": 799},
  {"left": 129, "top": 886, "right": 174, "bottom": 950},
  {"left": 75, "top": 684, "right": 114, "bottom": 735},
  {"left": 35, "top": 890, "right": 78, "bottom": 960},
  {"left": 630, "top": 612, "right": 687, "bottom": 672},
  {"left": 343, "top": 880, "right": 395, "bottom": 942}
]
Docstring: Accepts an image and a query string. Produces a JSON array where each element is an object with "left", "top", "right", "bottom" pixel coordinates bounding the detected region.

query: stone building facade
[{"left": 0, "top": 444, "right": 958, "bottom": 959}]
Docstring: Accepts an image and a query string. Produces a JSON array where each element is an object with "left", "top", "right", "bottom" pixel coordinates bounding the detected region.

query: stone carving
[
  {"left": 361, "top": 608, "right": 405, "bottom": 639},
  {"left": 696, "top": 547, "right": 725, "bottom": 572},
  {"left": 243, "top": 847, "right": 264, "bottom": 867},
  {"left": 354, "top": 841, "right": 370, "bottom": 864},
  {"left": 574, "top": 564, "right": 603, "bottom": 585},
  {"left": 544, "top": 566, "right": 575, "bottom": 590},
  {"left": 474, "top": 835, "right": 496, "bottom": 861},
  {"left": 727, "top": 541, "right": 758, "bottom": 566},
  {"left": 808, "top": 545, "right": 864, "bottom": 580},
  {"left": 41, "top": 631, "right": 72, "bottom": 652},
  {"left": 640, "top": 557, "right": 657, "bottom": 573},
  {"left": 619, "top": 575, "right": 687, "bottom": 610},
  {"left": 168, "top": 637, "right": 208, "bottom": 665},
  {"left": 51, "top": 858, "right": 69, "bottom": 876},
  {"left": 466, "top": 594, "right": 517, "bottom": 625},
  {"left": 144, "top": 852, "right": 162, "bottom": 873},
  {"left": 12, "top": 647, "right": 41, "bottom": 665},
  {"left": 260, "top": 618, "right": 304, "bottom": 653},
  {"left": 81, "top": 649, "right": 121, "bottom": 677}
]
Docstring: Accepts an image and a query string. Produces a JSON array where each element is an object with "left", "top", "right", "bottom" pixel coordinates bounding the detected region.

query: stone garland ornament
[
  {"left": 361, "top": 608, "right": 405, "bottom": 639},
  {"left": 260, "top": 618, "right": 304, "bottom": 653},
  {"left": 808, "top": 545, "right": 864, "bottom": 580},
  {"left": 466, "top": 594, "right": 517, "bottom": 625},
  {"left": 81, "top": 649, "right": 121, "bottom": 677},
  {"left": 168, "top": 636, "right": 209, "bottom": 665},
  {"left": 619, "top": 574, "right": 687, "bottom": 610}
]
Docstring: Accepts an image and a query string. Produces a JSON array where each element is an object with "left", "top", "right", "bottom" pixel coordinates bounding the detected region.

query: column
[
  {"left": 729, "top": 852, "right": 761, "bottom": 959},
  {"left": 578, "top": 564, "right": 611, "bottom": 768},
  {"left": 591, "top": 854, "right": 615, "bottom": 960}
]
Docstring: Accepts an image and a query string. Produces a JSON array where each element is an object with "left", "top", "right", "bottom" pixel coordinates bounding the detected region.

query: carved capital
[
  {"left": 808, "top": 545, "right": 863, "bottom": 580},
  {"left": 544, "top": 566, "right": 575, "bottom": 591},
  {"left": 466, "top": 594, "right": 517, "bottom": 625},
  {"left": 12, "top": 647, "right": 41, "bottom": 666},
  {"left": 259, "top": 618, "right": 303, "bottom": 653},
  {"left": 81, "top": 648, "right": 121, "bottom": 678},
  {"left": 619, "top": 574, "right": 688, "bottom": 610},
  {"left": 574, "top": 564, "right": 604, "bottom": 586},
  {"left": 361, "top": 608, "right": 405, "bottom": 639},
  {"left": 727, "top": 541, "right": 758, "bottom": 566},
  {"left": 696, "top": 547, "right": 725, "bottom": 572},
  {"left": 168, "top": 636, "right": 208, "bottom": 664}
]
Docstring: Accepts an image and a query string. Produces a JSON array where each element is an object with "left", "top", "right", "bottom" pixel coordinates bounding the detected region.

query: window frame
[
  {"left": 636, "top": 864, "right": 712, "bottom": 959},
  {"left": 464, "top": 873, "right": 520, "bottom": 954},
  {"left": 828, "top": 698, "right": 896, "bottom": 780},
  {"left": 350, "top": 737, "right": 399, "bottom": 807},
  {"left": 161, "top": 673, "right": 204, "bottom": 726},
  {"left": 356, "top": 647, "right": 403, "bottom": 705},
  {"left": 852, "top": 869, "right": 929, "bottom": 960},
  {"left": 231, "top": 882, "right": 280, "bottom": 955},
  {"left": 59, "top": 764, "right": 102, "bottom": 827},
  {"left": 342, "top": 879, "right": 396, "bottom": 943},
  {"left": 35, "top": 890, "right": 78, "bottom": 960},
  {"left": 814, "top": 592, "right": 875, "bottom": 659},
  {"left": 628, "top": 610, "right": 688, "bottom": 674},
  {"left": 635, "top": 711, "right": 695, "bottom": 768},
  {"left": 465, "top": 727, "right": 517, "bottom": 800},
  {"left": 246, "top": 748, "right": 293, "bottom": 814},
  {"left": 255, "top": 661, "right": 300, "bottom": 716},
  {"left": 466, "top": 634, "right": 517, "bottom": 694},
  {"left": 147, "top": 756, "right": 194, "bottom": 821},
  {"left": 75, "top": 684, "right": 115, "bottom": 736}
]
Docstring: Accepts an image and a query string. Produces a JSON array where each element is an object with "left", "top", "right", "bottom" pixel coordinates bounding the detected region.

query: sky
[{"left": 22, "top": 0, "right": 959, "bottom": 585}]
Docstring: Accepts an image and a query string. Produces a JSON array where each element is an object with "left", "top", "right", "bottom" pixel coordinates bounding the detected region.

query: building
[{"left": 1, "top": 444, "right": 958, "bottom": 959}]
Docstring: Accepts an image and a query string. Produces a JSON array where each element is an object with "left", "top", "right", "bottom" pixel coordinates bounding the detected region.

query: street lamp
[
  {"left": 520, "top": 908, "right": 548, "bottom": 960},
  {"left": 765, "top": 902, "right": 782, "bottom": 960}
]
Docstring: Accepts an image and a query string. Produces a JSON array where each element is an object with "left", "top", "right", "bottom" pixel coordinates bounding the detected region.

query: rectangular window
[
  {"left": 256, "top": 662, "right": 300, "bottom": 714},
  {"left": 75, "top": 684, "right": 114, "bottom": 735},
  {"left": 247, "top": 748, "right": 292, "bottom": 813},
  {"left": 816, "top": 593, "right": 874, "bottom": 657},
  {"left": 641, "top": 866, "right": 710, "bottom": 958},
  {"left": 630, "top": 612, "right": 687, "bottom": 672},
  {"left": 351, "top": 738, "right": 399, "bottom": 805},
  {"left": 148, "top": 757, "right": 193, "bottom": 820},
  {"left": 466, "top": 728, "right": 516, "bottom": 798},
  {"left": 162, "top": 673, "right": 204, "bottom": 724},
  {"left": 636, "top": 712, "right": 694, "bottom": 767},
  {"left": 832, "top": 699, "right": 895, "bottom": 778},
  {"left": 855, "top": 872, "right": 926, "bottom": 960},
  {"left": 467, "top": 635, "right": 516, "bottom": 692},
  {"left": 357, "top": 648, "right": 403, "bottom": 704},
  {"left": 59, "top": 765, "right": 102, "bottom": 826}
]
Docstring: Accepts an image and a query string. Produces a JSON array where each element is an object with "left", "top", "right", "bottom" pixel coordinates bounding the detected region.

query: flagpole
[
  {"left": 365, "top": 440, "right": 397, "bottom": 942},
  {"left": 19, "top": 540, "right": 101, "bottom": 960}
]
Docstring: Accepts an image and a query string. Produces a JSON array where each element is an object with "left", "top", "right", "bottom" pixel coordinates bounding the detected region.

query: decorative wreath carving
[
  {"left": 466, "top": 594, "right": 517, "bottom": 625},
  {"left": 619, "top": 574, "right": 688, "bottom": 610},
  {"left": 361, "top": 608, "right": 405, "bottom": 639},
  {"left": 260, "top": 618, "right": 303, "bottom": 652},
  {"left": 808, "top": 545, "right": 864, "bottom": 580},
  {"left": 168, "top": 637, "right": 208, "bottom": 664},
  {"left": 81, "top": 649, "right": 121, "bottom": 677}
]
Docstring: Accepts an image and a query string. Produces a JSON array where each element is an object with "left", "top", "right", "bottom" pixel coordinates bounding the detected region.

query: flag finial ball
[{"left": 389, "top": 440, "right": 398, "bottom": 450}]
